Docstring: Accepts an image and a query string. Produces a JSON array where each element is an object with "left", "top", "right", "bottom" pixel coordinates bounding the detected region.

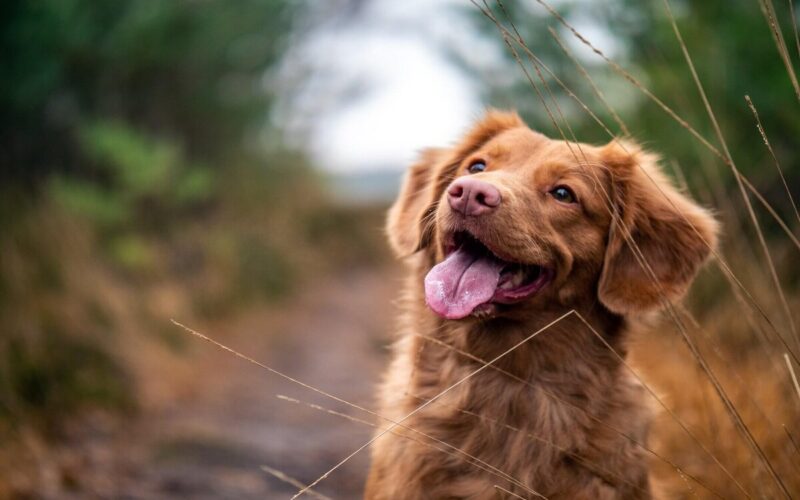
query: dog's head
[{"left": 387, "top": 110, "right": 718, "bottom": 320}]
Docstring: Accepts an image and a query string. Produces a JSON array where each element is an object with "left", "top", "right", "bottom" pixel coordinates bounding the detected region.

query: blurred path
[{"left": 118, "top": 267, "right": 397, "bottom": 499}]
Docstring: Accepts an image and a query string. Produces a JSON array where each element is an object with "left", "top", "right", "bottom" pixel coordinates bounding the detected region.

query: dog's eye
[
  {"left": 550, "top": 186, "right": 576, "bottom": 204},
  {"left": 467, "top": 161, "right": 486, "bottom": 174}
]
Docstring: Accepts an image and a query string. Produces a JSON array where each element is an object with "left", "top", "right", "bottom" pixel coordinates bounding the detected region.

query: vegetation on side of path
[{"left": 0, "top": 4, "right": 388, "bottom": 494}]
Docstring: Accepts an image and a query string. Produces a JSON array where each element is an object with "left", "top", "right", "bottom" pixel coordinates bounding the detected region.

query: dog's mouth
[{"left": 424, "top": 231, "right": 553, "bottom": 320}]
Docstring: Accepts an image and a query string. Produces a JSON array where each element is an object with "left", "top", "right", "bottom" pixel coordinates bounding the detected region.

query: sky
[
  {"left": 276, "top": 0, "right": 488, "bottom": 174},
  {"left": 309, "top": 35, "right": 479, "bottom": 174},
  {"left": 275, "top": 0, "right": 619, "bottom": 175}
]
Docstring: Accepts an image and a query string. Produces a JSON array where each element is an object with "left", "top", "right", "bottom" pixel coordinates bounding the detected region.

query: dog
[{"left": 364, "top": 110, "right": 718, "bottom": 499}]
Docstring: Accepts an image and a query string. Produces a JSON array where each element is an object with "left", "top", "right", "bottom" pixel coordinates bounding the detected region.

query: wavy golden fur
[{"left": 365, "top": 110, "right": 718, "bottom": 499}]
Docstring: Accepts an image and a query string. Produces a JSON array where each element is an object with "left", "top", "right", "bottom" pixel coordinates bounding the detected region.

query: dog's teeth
[{"left": 499, "top": 270, "right": 524, "bottom": 289}]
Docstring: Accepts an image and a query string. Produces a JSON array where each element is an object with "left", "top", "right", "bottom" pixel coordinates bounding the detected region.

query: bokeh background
[{"left": 1, "top": 0, "right": 799, "bottom": 498}]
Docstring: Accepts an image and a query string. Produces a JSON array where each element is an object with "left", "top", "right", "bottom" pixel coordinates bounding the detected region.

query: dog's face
[{"left": 387, "top": 110, "right": 718, "bottom": 321}]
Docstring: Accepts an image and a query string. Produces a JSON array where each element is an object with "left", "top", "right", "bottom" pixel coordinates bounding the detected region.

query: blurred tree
[
  {"left": 455, "top": 2, "right": 592, "bottom": 135},
  {"left": 0, "top": 0, "right": 312, "bottom": 439},
  {"left": 463, "top": 0, "right": 800, "bottom": 204},
  {"left": 597, "top": 0, "right": 800, "bottom": 188},
  {"left": 0, "top": 0, "right": 297, "bottom": 188}
]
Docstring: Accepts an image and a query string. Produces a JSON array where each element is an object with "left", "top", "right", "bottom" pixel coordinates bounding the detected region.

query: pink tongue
[{"left": 424, "top": 248, "right": 504, "bottom": 319}]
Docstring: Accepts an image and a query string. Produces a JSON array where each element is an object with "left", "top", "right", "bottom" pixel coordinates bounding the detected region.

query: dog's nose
[{"left": 447, "top": 177, "right": 501, "bottom": 216}]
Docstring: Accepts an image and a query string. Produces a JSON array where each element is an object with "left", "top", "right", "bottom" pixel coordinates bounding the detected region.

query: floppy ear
[
  {"left": 598, "top": 142, "right": 719, "bottom": 314},
  {"left": 386, "top": 109, "right": 525, "bottom": 257},
  {"left": 386, "top": 148, "right": 446, "bottom": 256}
]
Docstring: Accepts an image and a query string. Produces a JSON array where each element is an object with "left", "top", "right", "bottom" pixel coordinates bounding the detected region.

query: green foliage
[
  {"left": 0, "top": 0, "right": 307, "bottom": 444},
  {"left": 237, "top": 237, "right": 294, "bottom": 300},
  {"left": 50, "top": 177, "right": 130, "bottom": 228},
  {"left": 598, "top": 1, "right": 800, "bottom": 181},
  {"left": 0, "top": 0, "right": 299, "bottom": 185},
  {"left": 174, "top": 168, "right": 214, "bottom": 206},
  {"left": 0, "top": 331, "right": 134, "bottom": 434},
  {"left": 56, "top": 120, "right": 215, "bottom": 224},
  {"left": 49, "top": 120, "right": 215, "bottom": 272},
  {"left": 106, "top": 233, "right": 157, "bottom": 274},
  {"left": 0, "top": 209, "right": 135, "bottom": 437},
  {"left": 467, "top": 0, "right": 800, "bottom": 203},
  {"left": 80, "top": 121, "right": 181, "bottom": 198}
]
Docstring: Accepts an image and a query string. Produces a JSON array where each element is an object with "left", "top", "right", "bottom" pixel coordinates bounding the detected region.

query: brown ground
[{"left": 54, "top": 268, "right": 398, "bottom": 500}]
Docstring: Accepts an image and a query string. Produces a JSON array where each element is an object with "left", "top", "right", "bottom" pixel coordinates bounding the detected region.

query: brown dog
[{"left": 364, "top": 110, "right": 718, "bottom": 499}]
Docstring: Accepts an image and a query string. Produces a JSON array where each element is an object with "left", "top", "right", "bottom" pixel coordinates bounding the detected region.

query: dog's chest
[{"left": 412, "top": 361, "right": 598, "bottom": 467}]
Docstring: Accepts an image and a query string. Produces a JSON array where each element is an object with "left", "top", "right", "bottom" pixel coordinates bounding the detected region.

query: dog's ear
[
  {"left": 598, "top": 141, "right": 719, "bottom": 314},
  {"left": 386, "top": 109, "right": 525, "bottom": 257},
  {"left": 386, "top": 148, "right": 445, "bottom": 256}
]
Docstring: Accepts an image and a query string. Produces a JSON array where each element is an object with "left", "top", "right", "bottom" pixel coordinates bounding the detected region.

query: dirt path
[{"left": 115, "top": 267, "right": 398, "bottom": 499}]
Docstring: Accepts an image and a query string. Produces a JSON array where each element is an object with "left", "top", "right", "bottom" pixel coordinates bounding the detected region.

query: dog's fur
[{"left": 364, "top": 110, "right": 718, "bottom": 499}]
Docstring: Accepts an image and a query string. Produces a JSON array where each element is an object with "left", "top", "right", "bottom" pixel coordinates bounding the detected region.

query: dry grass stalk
[
  {"left": 476, "top": 5, "right": 782, "bottom": 494},
  {"left": 786, "top": 354, "right": 800, "bottom": 403},
  {"left": 276, "top": 395, "right": 546, "bottom": 498},
  {"left": 741, "top": 175, "right": 800, "bottom": 252},
  {"left": 405, "top": 392, "right": 695, "bottom": 498},
  {"left": 517, "top": 0, "right": 800, "bottom": 257},
  {"left": 289, "top": 312, "right": 573, "bottom": 499},
  {"left": 546, "top": 26, "right": 630, "bottom": 136},
  {"left": 661, "top": 0, "right": 800, "bottom": 367},
  {"left": 494, "top": 484, "right": 528, "bottom": 499},
  {"left": 789, "top": 0, "right": 800, "bottom": 63},
  {"left": 758, "top": 0, "right": 800, "bottom": 101},
  {"left": 785, "top": 425, "right": 800, "bottom": 458},
  {"left": 744, "top": 95, "right": 800, "bottom": 226},
  {"left": 260, "top": 465, "right": 333, "bottom": 500},
  {"left": 411, "top": 332, "right": 725, "bottom": 497},
  {"left": 178, "top": 3, "right": 800, "bottom": 496},
  {"left": 172, "top": 319, "right": 560, "bottom": 498},
  {"left": 478, "top": 3, "right": 800, "bottom": 363},
  {"left": 480, "top": 15, "right": 752, "bottom": 499}
]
